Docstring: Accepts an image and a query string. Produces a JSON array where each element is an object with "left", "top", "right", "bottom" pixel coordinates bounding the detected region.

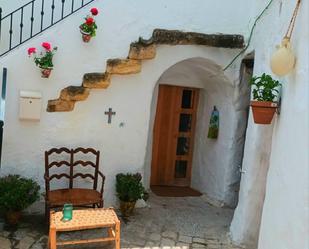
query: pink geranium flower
[
  {"left": 27, "top": 47, "right": 36, "bottom": 56},
  {"left": 90, "top": 8, "right": 99, "bottom": 16},
  {"left": 42, "top": 42, "right": 51, "bottom": 51}
]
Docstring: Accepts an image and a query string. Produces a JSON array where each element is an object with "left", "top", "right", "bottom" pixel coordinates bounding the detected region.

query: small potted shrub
[
  {"left": 250, "top": 73, "right": 281, "bottom": 124},
  {"left": 0, "top": 175, "right": 40, "bottom": 225},
  {"left": 115, "top": 173, "right": 145, "bottom": 217},
  {"left": 28, "top": 42, "right": 57, "bottom": 78},
  {"left": 79, "top": 8, "right": 99, "bottom": 42}
]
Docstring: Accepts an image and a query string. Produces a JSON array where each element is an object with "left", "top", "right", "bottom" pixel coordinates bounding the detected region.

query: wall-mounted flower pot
[
  {"left": 82, "top": 33, "right": 92, "bottom": 43},
  {"left": 80, "top": 28, "right": 92, "bottom": 43},
  {"left": 40, "top": 67, "right": 52, "bottom": 78},
  {"left": 250, "top": 101, "right": 278, "bottom": 124}
]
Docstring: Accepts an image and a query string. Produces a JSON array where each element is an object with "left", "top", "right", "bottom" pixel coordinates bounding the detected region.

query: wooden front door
[{"left": 151, "top": 85, "right": 199, "bottom": 187}]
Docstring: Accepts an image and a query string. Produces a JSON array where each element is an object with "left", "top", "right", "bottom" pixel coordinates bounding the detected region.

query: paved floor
[{"left": 0, "top": 194, "right": 245, "bottom": 249}]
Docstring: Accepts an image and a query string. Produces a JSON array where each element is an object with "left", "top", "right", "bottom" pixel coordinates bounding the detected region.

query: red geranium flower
[
  {"left": 42, "top": 42, "right": 51, "bottom": 51},
  {"left": 27, "top": 47, "right": 36, "bottom": 55},
  {"left": 90, "top": 8, "right": 99, "bottom": 16},
  {"left": 86, "top": 17, "right": 94, "bottom": 26}
]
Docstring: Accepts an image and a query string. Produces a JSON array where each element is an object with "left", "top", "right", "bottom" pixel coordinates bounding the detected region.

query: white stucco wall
[
  {"left": 0, "top": 0, "right": 252, "bottom": 207},
  {"left": 1, "top": 0, "right": 307, "bottom": 248},
  {"left": 231, "top": 0, "right": 309, "bottom": 248},
  {"left": 257, "top": 0, "right": 309, "bottom": 248}
]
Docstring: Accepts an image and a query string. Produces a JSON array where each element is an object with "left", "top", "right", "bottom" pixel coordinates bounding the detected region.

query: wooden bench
[
  {"left": 49, "top": 208, "right": 120, "bottom": 249},
  {"left": 44, "top": 147, "right": 105, "bottom": 220}
]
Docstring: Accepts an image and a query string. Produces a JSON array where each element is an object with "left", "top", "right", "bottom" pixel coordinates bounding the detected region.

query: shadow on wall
[{"left": 144, "top": 57, "right": 251, "bottom": 208}]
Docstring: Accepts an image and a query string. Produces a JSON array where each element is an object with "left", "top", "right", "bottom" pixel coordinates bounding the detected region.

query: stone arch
[{"left": 144, "top": 57, "right": 250, "bottom": 207}]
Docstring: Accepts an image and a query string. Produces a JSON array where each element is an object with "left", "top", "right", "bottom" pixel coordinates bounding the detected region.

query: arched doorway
[{"left": 145, "top": 57, "right": 251, "bottom": 207}]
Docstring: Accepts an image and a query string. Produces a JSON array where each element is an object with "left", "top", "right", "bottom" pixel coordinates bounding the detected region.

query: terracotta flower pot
[
  {"left": 120, "top": 201, "right": 136, "bottom": 217},
  {"left": 80, "top": 27, "right": 92, "bottom": 43},
  {"left": 5, "top": 211, "right": 22, "bottom": 225},
  {"left": 82, "top": 34, "right": 92, "bottom": 43},
  {"left": 250, "top": 101, "right": 278, "bottom": 124},
  {"left": 40, "top": 68, "right": 52, "bottom": 78}
]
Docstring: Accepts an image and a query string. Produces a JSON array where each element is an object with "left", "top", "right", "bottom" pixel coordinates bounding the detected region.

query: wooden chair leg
[
  {"left": 99, "top": 200, "right": 103, "bottom": 208},
  {"left": 49, "top": 227, "right": 57, "bottom": 249},
  {"left": 115, "top": 221, "right": 120, "bottom": 249},
  {"left": 45, "top": 203, "right": 50, "bottom": 225}
]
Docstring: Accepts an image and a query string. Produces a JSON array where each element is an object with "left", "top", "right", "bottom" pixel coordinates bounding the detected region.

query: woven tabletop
[{"left": 50, "top": 208, "right": 119, "bottom": 232}]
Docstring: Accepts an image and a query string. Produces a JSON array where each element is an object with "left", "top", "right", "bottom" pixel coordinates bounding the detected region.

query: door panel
[{"left": 151, "top": 85, "right": 199, "bottom": 187}]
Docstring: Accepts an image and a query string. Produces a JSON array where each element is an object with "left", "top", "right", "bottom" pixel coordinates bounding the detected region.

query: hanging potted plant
[
  {"left": 115, "top": 173, "right": 146, "bottom": 217},
  {"left": 79, "top": 8, "right": 99, "bottom": 42},
  {"left": 250, "top": 73, "right": 281, "bottom": 124},
  {"left": 0, "top": 175, "right": 40, "bottom": 225},
  {"left": 28, "top": 42, "right": 57, "bottom": 78}
]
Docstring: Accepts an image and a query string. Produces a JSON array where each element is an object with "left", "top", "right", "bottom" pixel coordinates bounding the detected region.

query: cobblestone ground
[{"left": 0, "top": 194, "right": 246, "bottom": 249}]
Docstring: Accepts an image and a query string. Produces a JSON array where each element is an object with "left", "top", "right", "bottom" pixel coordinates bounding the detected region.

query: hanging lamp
[{"left": 270, "top": 0, "right": 302, "bottom": 76}]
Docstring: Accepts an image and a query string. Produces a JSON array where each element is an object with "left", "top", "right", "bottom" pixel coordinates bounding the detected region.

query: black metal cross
[{"left": 104, "top": 108, "right": 116, "bottom": 124}]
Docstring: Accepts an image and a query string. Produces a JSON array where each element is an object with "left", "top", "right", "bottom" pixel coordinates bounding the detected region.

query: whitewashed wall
[
  {"left": 1, "top": 0, "right": 307, "bottom": 248},
  {"left": 0, "top": 0, "right": 252, "bottom": 207},
  {"left": 230, "top": 0, "right": 309, "bottom": 248}
]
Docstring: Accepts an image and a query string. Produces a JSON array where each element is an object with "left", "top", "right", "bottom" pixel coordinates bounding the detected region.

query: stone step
[
  {"left": 47, "top": 99, "right": 75, "bottom": 112},
  {"left": 106, "top": 59, "right": 142, "bottom": 75},
  {"left": 128, "top": 43, "right": 156, "bottom": 60},
  {"left": 46, "top": 29, "right": 245, "bottom": 112},
  {"left": 60, "top": 86, "right": 90, "bottom": 101},
  {"left": 83, "top": 73, "right": 111, "bottom": 89}
]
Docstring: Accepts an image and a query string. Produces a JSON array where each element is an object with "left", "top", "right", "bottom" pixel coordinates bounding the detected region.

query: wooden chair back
[{"left": 45, "top": 147, "right": 102, "bottom": 194}]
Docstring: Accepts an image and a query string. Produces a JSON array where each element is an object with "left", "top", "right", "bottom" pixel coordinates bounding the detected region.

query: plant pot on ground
[
  {"left": 250, "top": 73, "right": 281, "bottom": 124},
  {"left": 115, "top": 173, "right": 146, "bottom": 217},
  {"left": 0, "top": 175, "right": 40, "bottom": 225}
]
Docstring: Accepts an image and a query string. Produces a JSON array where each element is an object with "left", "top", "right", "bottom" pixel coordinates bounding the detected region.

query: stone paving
[{"left": 0, "top": 194, "right": 246, "bottom": 249}]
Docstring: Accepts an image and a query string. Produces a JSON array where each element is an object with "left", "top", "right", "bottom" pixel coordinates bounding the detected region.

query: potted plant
[
  {"left": 0, "top": 175, "right": 40, "bottom": 225},
  {"left": 79, "top": 8, "right": 99, "bottom": 42},
  {"left": 250, "top": 73, "right": 281, "bottom": 124},
  {"left": 115, "top": 173, "right": 145, "bottom": 217},
  {"left": 28, "top": 42, "right": 57, "bottom": 78}
]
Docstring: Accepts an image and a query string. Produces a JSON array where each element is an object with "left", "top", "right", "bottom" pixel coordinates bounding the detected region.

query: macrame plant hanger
[{"left": 284, "top": 0, "right": 302, "bottom": 41}]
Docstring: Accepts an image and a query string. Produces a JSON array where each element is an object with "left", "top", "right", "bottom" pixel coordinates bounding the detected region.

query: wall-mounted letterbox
[{"left": 19, "top": 91, "right": 42, "bottom": 121}]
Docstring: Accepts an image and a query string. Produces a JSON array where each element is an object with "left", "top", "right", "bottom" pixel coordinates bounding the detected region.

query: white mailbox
[{"left": 19, "top": 91, "right": 42, "bottom": 121}]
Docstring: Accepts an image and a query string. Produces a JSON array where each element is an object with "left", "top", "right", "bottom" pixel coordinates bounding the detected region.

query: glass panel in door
[
  {"left": 176, "top": 137, "right": 190, "bottom": 155},
  {"left": 179, "top": 114, "right": 192, "bottom": 132},
  {"left": 181, "top": 90, "right": 193, "bottom": 109},
  {"left": 174, "top": 160, "right": 188, "bottom": 178}
]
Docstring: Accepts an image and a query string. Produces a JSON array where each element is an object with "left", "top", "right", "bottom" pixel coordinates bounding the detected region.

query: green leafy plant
[
  {"left": 79, "top": 8, "right": 99, "bottom": 37},
  {"left": 0, "top": 175, "right": 40, "bottom": 212},
  {"left": 116, "top": 173, "right": 145, "bottom": 202},
  {"left": 28, "top": 42, "right": 57, "bottom": 69},
  {"left": 250, "top": 73, "right": 281, "bottom": 102}
]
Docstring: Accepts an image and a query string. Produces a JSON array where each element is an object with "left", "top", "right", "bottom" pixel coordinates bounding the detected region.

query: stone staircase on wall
[{"left": 47, "top": 29, "right": 245, "bottom": 112}]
